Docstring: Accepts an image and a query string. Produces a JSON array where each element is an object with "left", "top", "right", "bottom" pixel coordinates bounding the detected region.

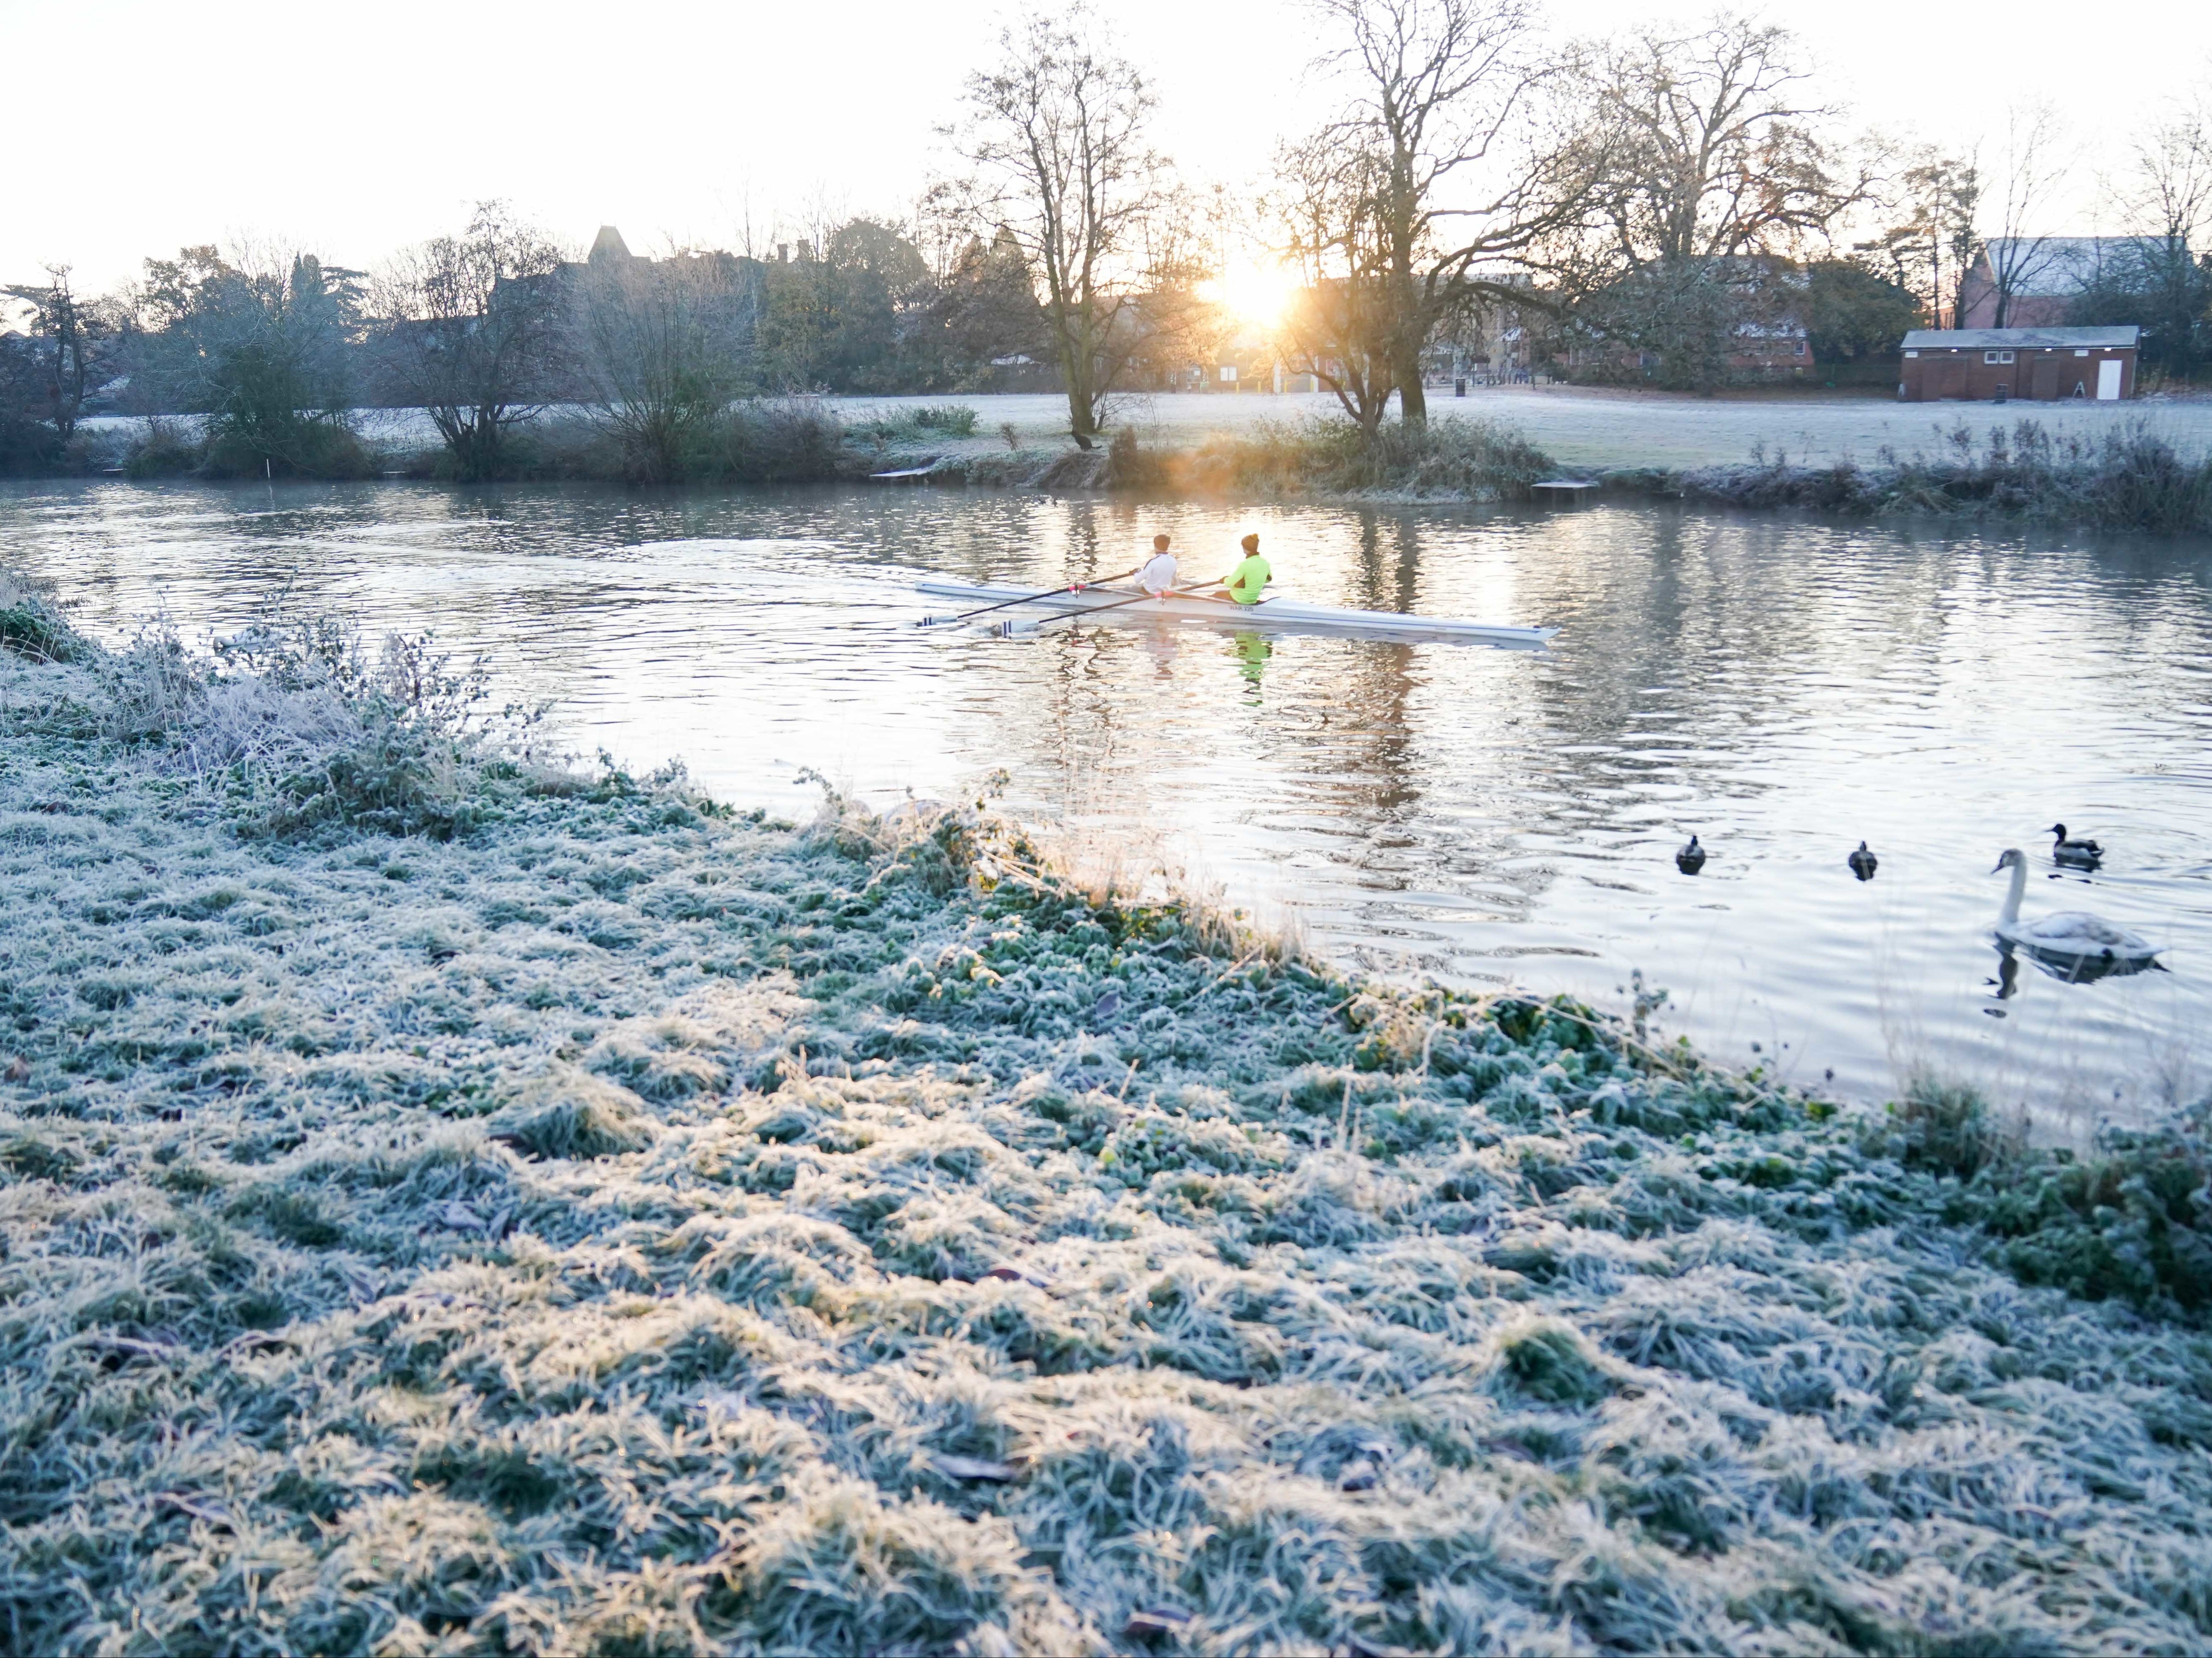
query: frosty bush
[
  {"left": 0, "top": 565, "right": 86, "bottom": 663},
  {"left": 1170, "top": 414, "right": 1556, "bottom": 501},
  {"left": 1676, "top": 418, "right": 2212, "bottom": 535}
]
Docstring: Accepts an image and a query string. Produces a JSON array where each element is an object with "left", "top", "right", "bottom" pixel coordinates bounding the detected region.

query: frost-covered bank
[{"left": 5, "top": 571, "right": 2212, "bottom": 1655}]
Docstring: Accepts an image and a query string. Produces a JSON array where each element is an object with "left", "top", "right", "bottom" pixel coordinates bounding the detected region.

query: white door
[{"left": 2097, "top": 358, "right": 2123, "bottom": 400}]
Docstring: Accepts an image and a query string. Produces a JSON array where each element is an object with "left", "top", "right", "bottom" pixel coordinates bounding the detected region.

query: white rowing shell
[{"left": 914, "top": 581, "right": 1558, "bottom": 645}]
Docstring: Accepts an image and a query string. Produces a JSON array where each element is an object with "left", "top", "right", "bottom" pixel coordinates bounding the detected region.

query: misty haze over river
[{"left": 8, "top": 479, "right": 2209, "bottom": 1132}]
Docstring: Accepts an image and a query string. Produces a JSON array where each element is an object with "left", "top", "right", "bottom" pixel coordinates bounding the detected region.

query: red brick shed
[{"left": 1899, "top": 327, "right": 2138, "bottom": 403}]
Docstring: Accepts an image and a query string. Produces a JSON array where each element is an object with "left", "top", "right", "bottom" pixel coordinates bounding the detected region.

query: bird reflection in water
[{"left": 1985, "top": 939, "right": 2164, "bottom": 1014}]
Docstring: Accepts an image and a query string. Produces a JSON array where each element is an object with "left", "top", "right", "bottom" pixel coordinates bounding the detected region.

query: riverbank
[
  {"left": 6, "top": 566, "right": 2212, "bottom": 1652},
  {"left": 43, "top": 392, "right": 2212, "bottom": 532}
]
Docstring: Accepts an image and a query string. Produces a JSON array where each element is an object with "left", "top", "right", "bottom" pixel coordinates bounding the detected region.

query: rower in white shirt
[{"left": 1100, "top": 534, "right": 1180, "bottom": 597}]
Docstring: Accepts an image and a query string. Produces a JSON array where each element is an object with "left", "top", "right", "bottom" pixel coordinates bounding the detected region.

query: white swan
[{"left": 1991, "top": 848, "right": 2157, "bottom": 962}]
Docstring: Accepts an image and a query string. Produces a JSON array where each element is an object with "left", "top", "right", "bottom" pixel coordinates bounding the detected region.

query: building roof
[
  {"left": 588, "top": 225, "right": 633, "bottom": 263},
  {"left": 1902, "top": 326, "right": 2140, "bottom": 350},
  {"left": 1974, "top": 237, "right": 2137, "bottom": 295}
]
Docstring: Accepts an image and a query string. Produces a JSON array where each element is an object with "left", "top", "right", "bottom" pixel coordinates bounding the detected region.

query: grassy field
[
  {"left": 826, "top": 387, "right": 2212, "bottom": 474},
  {"left": 77, "top": 385, "right": 2212, "bottom": 481},
  {"left": 6, "top": 565, "right": 2212, "bottom": 1655}
]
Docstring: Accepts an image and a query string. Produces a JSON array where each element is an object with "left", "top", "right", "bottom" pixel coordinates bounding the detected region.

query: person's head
[
  {"left": 1154, "top": 534, "right": 1171, "bottom": 551},
  {"left": 1241, "top": 533, "right": 1260, "bottom": 555}
]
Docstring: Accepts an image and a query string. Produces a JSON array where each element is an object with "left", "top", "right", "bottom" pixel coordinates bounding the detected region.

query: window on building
[
  {"left": 2075, "top": 349, "right": 2089, "bottom": 357},
  {"left": 1904, "top": 350, "right": 1919, "bottom": 359},
  {"left": 1219, "top": 365, "right": 1237, "bottom": 383},
  {"left": 1984, "top": 350, "right": 2015, "bottom": 364}
]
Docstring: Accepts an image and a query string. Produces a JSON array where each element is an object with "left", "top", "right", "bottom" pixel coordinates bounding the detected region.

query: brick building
[
  {"left": 1898, "top": 326, "right": 2138, "bottom": 402},
  {"left": 1955, "top": 238, "right": 2131, "bottom": 329}
]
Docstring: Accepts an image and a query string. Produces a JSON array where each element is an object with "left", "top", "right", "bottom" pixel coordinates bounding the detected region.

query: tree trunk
[
  {"left": 1394, "top": 355, "right": 1426, "bottom": 424},
  {"left": 1390, "top": 264, "right": 1426, "bottom": 426},
  {"left": 1057, "top": 318, "right": 1096, "bottom": 449}
]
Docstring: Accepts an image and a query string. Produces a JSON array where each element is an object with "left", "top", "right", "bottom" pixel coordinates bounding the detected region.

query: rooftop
[
  {"left": 1902, "top": 326, "right": 2141, "bottom": 350},
  {"left": 1975, "top": 237, "right": 2154, "bottom": 294}
]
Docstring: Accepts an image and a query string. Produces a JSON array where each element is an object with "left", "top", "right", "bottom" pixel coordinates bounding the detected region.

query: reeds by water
[
  {"left": 1675, "top": 417, "right": 2212, "bottom": 534},
  {"left": 1143, "top": 414, "right": 1557, "bottom": 501}
]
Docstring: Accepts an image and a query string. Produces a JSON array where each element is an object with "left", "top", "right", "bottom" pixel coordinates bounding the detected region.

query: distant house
[
  {"left": 1567, "top": 256, "right": 1815, "bottom": 383},
  {"left": 587, "top": 225, "right": 635, "bottom": 266},
  {"left": 1898, "top": 326, "right": 2137, "bottom": 402},
  {"left": 1955, "top": 238, "right": 2132, "bottom": 329}
]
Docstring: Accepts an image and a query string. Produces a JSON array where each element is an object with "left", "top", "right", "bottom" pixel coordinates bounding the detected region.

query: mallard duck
[
  {"left": 2049, "top": 824, "right": 2103, "bottom": 868},
  {"left": 1992, "top": 848, "right": 2155, "bottom": 962},
  {"left": 1676, "top": 835, "right": 1706, "bottom": 874},
  {"left": 1847, "top": 842, "right": 1877, "bottom": 881}
]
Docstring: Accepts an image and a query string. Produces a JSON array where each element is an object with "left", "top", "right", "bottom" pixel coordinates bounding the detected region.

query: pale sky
[{"left": 4, "top": 0, "right": 2205, "bottom": 296}]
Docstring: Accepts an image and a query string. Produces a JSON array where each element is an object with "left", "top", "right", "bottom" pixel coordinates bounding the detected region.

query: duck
[
  {"left": 1675, "top": 835, "right": 1707, "bottom": 874},
  {"left": 1847, "top": 841, "right": 1878, "bottom": 881},
  {"left": 1991, "top": 848, "right": 2156, "bottom": 962},
  {"left": 2049, "top": 824, "right": 2103, "bottom": 868}
]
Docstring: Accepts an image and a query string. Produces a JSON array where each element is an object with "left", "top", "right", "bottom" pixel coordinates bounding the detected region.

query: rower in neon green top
[{"left": 1216, "top": 533, "right": 1271, "bottom": 604}]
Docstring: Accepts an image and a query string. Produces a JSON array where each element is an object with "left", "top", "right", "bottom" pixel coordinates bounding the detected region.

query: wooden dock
[{"left": 1530, "top": 478, "right": 1601, "bottom": 505}]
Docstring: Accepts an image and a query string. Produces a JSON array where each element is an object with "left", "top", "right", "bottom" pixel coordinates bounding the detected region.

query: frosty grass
[{"left": 3, "top": 579, "right": 2211, "bottom": 1657}]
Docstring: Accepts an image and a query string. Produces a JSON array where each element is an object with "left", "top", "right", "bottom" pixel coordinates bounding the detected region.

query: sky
[{"left": 4, "top": 0, "right": 2208, "bottom": 296}]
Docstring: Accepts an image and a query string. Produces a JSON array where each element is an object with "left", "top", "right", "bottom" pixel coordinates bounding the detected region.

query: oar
[
  {"left": 1020, "top": 584, "right": 1211, "bottom": 634},
  {"left": 916, "top": 582, "right": 1100, "bottom": 628}
]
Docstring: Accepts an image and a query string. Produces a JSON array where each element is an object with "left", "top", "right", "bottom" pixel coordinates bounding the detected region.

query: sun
[{"left": 1202, "top": 257, "right": 1298, "bottom": 332}]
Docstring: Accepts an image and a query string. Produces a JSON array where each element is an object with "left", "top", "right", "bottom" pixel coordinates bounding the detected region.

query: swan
[
  {"left": 1676, "top": 835, "right": 1707, "bottom": 874},
  {"left": 1991, "top": 848, "right": 2156, "bottom": 962},
  {"left": 1847, "top": 841, "right": 1877, "bottom": 881},
  {"left": 2049, "top": 824, "right": 2103, "bottom": 867}
]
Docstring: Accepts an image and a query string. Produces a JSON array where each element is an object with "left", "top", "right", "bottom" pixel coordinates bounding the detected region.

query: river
[{"left": 8, "top": 478, "right": 2209, "bottom": 1134}]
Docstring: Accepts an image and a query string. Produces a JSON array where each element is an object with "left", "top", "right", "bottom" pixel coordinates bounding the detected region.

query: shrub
[
  {"left": 1169, "top": 415, "right": 1555, "bottom": 500},
  {"left": 0, "top": 413, "right": 64, "bottom": 476},
  {"left": 1967, "top": 1098, "right": 2212, "bottom": 1316},
  {"left": 0, "top": 567, "right": 86, "bottom": 663},
  {"left": 203, "top": 414, "right": 374, "bottom": 480},
  {"left": 1676, "top": 418, "right": 2212, "bottom": 535},
  {"left": 853, "top": 403, "right": 978, "bottom": 444},
  {"left": 909, "top": 403, "right": 978, "bottom": 435},
  {"left": 513, "top": 400, "right": 850, "bottom": 485},
  {"left": 124, "top": 417, "right": 203, "bottom": 478},
  {"left": 1868, "top": 1069, "right": 2019, "bottom": 1180},
  {"left": 711, "top": 398, "right": 848, "bottom": 482}
]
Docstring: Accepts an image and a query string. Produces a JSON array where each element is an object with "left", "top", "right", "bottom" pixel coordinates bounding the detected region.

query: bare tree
[
  {"left": 1, "top": 267, "right": 111, "bottom": 445},
  {"left": 573, "top": 244, "right": 756, "bottom": 482},
  {"left": 1274, "top": 135, "right": 1399, "bottom": 433},
  {"left": 374, "top": 204, "right": 569, "bottom": 481},
  {"left": 1866, "top": 148, "right": 1982, "bottom": 326},
  {"left": 1112, "top": 184, "right": 1240, "bottom": 396},
  {"left": 1310, "top": 0, "right": 1597, "bottom": 422},
  {"left": 2119, "top": 100, "right": 2212, "bottom": 261},
  {"left": 2076, "top": 100, "right": 2212, "bottom": 375},
  {"left": 1566, "top": 16, "right": 1867, "bottom": 386},
  {"left": 1586, "top": 19, "right": 1859, "bottom": 263},
  {"left": 941, "top": 10, "right": 1171, "bottom": 449},
  {"left": 1981, "top": 103, "right": 2073, "bottom": 328}
]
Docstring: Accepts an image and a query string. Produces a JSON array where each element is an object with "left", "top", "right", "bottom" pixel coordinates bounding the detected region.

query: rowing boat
[{"left": 914, "top": 580, "right": 1559, "bottom": 645}]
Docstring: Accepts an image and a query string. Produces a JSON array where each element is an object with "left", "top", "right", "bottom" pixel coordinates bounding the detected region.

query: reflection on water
[
  {"left": 6, "top": 477, "right": 2209, "bottom": 1134},
  {"left": 1992, "top": 940, "right": 2167, "bottom": 998}
]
